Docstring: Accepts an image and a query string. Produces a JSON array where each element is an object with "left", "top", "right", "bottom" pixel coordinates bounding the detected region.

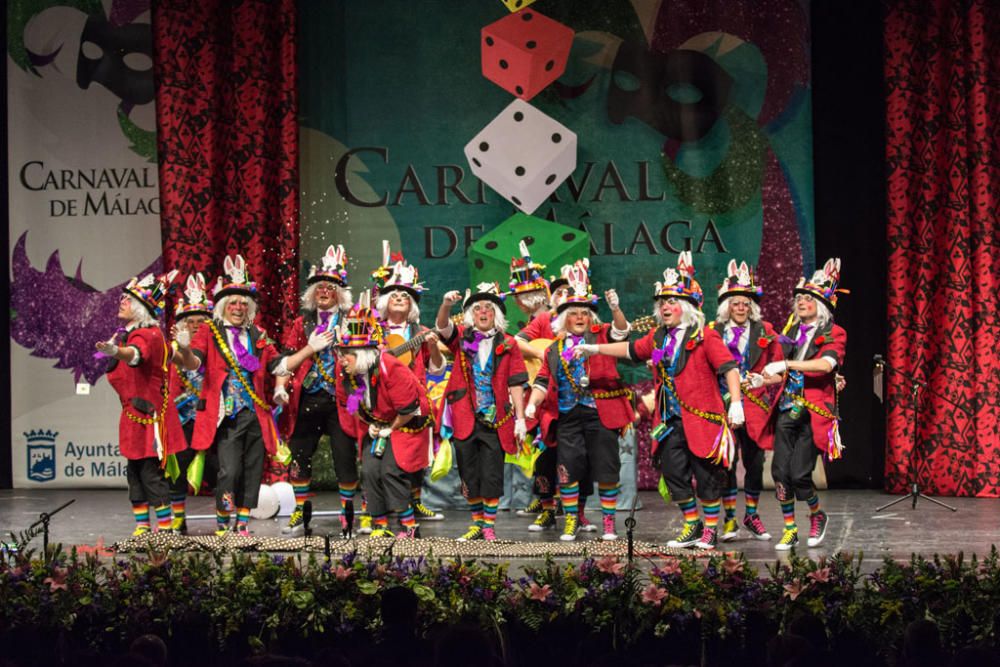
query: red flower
[
  {"left": 757, "top": 337, "right": 771, "bottom": 348},
  {"left": 590, "top": 325, "right": 601, "bottom": 333},
  {"left": 256, "top": 339, "right": 266, "bottom": 349},
  {"left": 496, "top": 344, "right": 506, "bottom": 355},
  {"left": 685, "top": 339, "right": 697, "bottom": 351},
  {"left": 814, "top": 335, "right": 826, "bottom": 346}
]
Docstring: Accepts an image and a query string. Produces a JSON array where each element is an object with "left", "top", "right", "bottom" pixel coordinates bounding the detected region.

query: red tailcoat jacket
[
  {"left": 334, "top": 352, "right": 431, "bottom": 473},
  {"left": 106, "top": 326, "right": 185, "bottom": 460},
  {"left": 189, "top": 322, "right": 281, "bottom": 454},
  {"left": 779, "top": 322, "right": 847, "bottom": 455},
  {"left": 516, "top": 310, "right": 555, "bottom": 342},
  {"left": 533, "top": 324, "right": 635, "bottom": 447},
  {"left": 441, "top": 324, "right": 528, "bottom": 454},
  {"left": 709, "top": 320, "right": 784, "bottom": 450},
  {"left": 277, "top": 311, "right": 344, "bottom": 439},
  {"left": 630, "top": 326, "right": 737, "bottom": 459}
]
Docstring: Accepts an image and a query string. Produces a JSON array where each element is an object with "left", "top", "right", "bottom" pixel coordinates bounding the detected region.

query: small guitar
[{"left": 382, "top": 314, "right": 461, "bottom": 367}]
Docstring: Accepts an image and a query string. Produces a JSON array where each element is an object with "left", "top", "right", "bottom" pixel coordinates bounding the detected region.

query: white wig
[
  {"left": 127, "top": 296, "right": 159, "bottom": 329},
  {"left": 514, "top": 291, "right": 549, "bottom": 316},
  {"left": 301, "top": 282, "right": 353, "bottom": 312},
  {"left": 551, "top": 306, "right": 602, "bottom": 336},
  {"left": 716, "top": 297, "right": 762, "bottom": 325},
  {"left": 344, "top": 347, "right": 380, "bottom": 375},
  {"left": 653, "top": 298, "right": 705, "bottom": 331},
  {"left": 790, "top": 296, "right": 833, "bottom": 329},
  {"left": 213, "top": 294, "right": 258, "bottom": 329},
  {"left": 375, "top": 289, "right": 420, "bottom": 323},
  {"left": 462, "top": 301, "right": 507, "bottom": 332}
]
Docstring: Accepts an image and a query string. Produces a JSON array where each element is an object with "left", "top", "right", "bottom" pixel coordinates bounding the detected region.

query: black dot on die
[
  {"left": 524, "top": 236, "right": 535, "bottom": 245},
  {"left": 512, "top": 196, "right": 522, "bottom": 206},
  {"left": 472, "top": 158, "right": 481, "bottom": 167},
  {"left": 499, "top": 59, "right": 509, "bottom": 69},
  {"left": 522, "top": 12, "right": 533, "bottom": 21},
  {"left": 474, "top": 259, "right": 484, "bottom": 269},
  {"left": 479, "top": 141, "right": 489, "bottom": 151},
  {"left": 513, "top": 111, "right": 524, "bottom": 121},
  {"left": 515, "top": 166, "right": 526, "bottom": 176},
  {"left": 485, "top": 241, "right": 498, "bottom": 250},
  {"left": 515, "top": 0, "right": 523, "bottom": 7},
  {"left": 515, "top": 85, "right": 524, "bottom": 95},
  {"left": 526, "top": 40, "right": 536, "bottom": 49},
  {"left": 485, "top": 36, "right": 494, "bottom": 46},
  {"left": 551, "top": 133, "right": 562, "bottom": 143},
  {"left": 545, "top": 174, "right": 556, "bottom": 185},
  {"left": 545, "top": 60, "right": 555, "bottom": 71},
  {"left": 517, "top": 320, "right": 526, "bottom": 329},
  {"left": 562, "top": 232, "right": 576, "bottom": 241}
]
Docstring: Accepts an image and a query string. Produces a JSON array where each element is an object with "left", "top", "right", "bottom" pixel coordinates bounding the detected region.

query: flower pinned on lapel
[
  {"left": 590, "top": 325, "right": 601, "bottom": 333},
  {"left": 814, "top": 335, "right": 827, "bottom": 346},
  {"left": 757, "top": 335, "right": 774, "bottom": 348},
  {"left": 496, "top": 343, "right": 507, "bottom": 356}
]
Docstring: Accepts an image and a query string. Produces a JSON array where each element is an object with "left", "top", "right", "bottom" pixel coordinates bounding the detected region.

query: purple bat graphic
[{"left": 10, "top": 232, "right": 161, "bottom": 386}]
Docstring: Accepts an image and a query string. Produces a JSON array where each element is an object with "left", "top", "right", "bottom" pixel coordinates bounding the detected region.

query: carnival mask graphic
[
  {"left": 607, "top": 41, "right": 733, "bottom": 142},
  {"left": 76, "top": 12, "right": 154, "bottom": 110}
]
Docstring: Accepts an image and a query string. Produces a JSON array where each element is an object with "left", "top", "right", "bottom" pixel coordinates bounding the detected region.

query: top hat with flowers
[
  {"left": 371, "top": 240, "right": 425, "bottom": 302},
  {"left": 336, "top": 290, "right": 384, "bottom": 348},
  {"left": 174, "top": 272, "right": 214, "bottom": 319},
  {"left": 462, "top": 281, "right": 508, "bottom": 315},
  {"left": 654, "top": 251, "right": 703, "bottom": 307},
  {"left": 554, "top": 259, "right": 599, "bottom": 314},
  {"left": 213, "top": 254, "right": 258, "bottom": 301},
  {"left": 307, "top": 244, "right": 349, "bottom": 287},
  {"left": 124, "top": 270, "right": 177, "bottom": 318},
  {"left": 508, "top": 239, "right": 549, "bottom": 296},
  {"left": 718, "top": 259, "right": 764, "bottom": 303},
  {"left": 794, "top": 257, "right": 846, "bottom": 310}
]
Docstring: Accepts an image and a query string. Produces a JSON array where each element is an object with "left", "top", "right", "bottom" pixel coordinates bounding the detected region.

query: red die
[{"left": 481, "top": 9, "right": 574, "bottom": 102}]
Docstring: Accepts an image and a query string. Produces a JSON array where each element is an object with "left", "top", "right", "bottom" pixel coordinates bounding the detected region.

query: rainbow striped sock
[
  {"left": 541, "top": 496, "right": 557, "bottom": 511},
  {"left": 170, "top": 494, "right": 186, "bottom": 522},
  {"left": 216, "top": 509, "right": 231, "bottom": 529},
  {"left": 236, "top": 507, "right": 250, "bottom": 526},
  {"left": 597, "top": 483, "right": 618, "bottom": 516},
  {"left": 291, "top": 478, "right": 311, "bottom": 510},
  {"left": 677, "top": 497, "right": 699, "bottom": 525},
  {"left": 560, "top": 482, "right": 580, "bottom": 515},
  {"left": 153, "top": 504, "right": 172, "bottom": 531},
  {"left": 339, "top": 480, "right": 358, "bottom": 509},
  {"left": 132, "top": 502, "right": 150, "bottom": 527},
  {"left": 781, "top": 501, "right": 797, "bottom": 532},
  {"left": 467, "top": 497, "right": 484, "bottom": 525},
  {"left": 745, "top": 490, "right": 761, "bottom": 515},
  {"left": 373, "top": 515, "right": 389, "bottom": 529},
  {"left": 398, "top": 507, "right": 416, "bottom": 529},
  {"left": 482, "top": 498, "right": 499, "bottom": 527},
  {"left": 702, "top": 499, "right": 721, "bottom": 529},
  {"left": 722, "top": 488, "right": 738, "bottom": 520},
  {"left": 806, "top": 494, "right": 821, "bottom": 515}
]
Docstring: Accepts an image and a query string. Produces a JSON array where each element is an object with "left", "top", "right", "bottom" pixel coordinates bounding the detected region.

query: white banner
[{"left": 8, "top": 0, "right": 161, "bottom": 487}]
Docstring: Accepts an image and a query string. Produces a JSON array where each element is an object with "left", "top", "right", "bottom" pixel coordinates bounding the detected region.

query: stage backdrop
[
  {"left": 8, "top": 0, "right": 161, "bottom": 488},
  {"left": 300, "top": 0, "right": 816, "bottom": 487}
]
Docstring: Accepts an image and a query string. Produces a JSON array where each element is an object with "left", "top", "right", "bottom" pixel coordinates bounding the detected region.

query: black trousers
[
  {"left": 454, "top": 422, "right": 505, "bottom": 500},
  {"left": 772, "top": 411, "right": 819, "bottom": 501},
  {"left": 127, "top": 457, "right": 170, "bottom": 506},
  {"left": 169, "top": 421, "right": 220, "bottom": 496},
  {"left": 533, "top": 446, "right": 558, "bottom": 497},
  {"left": 657, "top": 417, "right": 727, "bottom": 502},
  {"left": 726, "top": 427, "right": 765, "bottom": 494},
  {"left": 288, "top": 390, "right": 358, "bottom": 485},
  {"left": 214, "top": 408, "right": 265, "bottom": 511},
  {"left": 360, "top": 435, "right": 411, "bottom": 517},
  {"left": 555, "top": 405, "right": 620, "bottom": 487}
]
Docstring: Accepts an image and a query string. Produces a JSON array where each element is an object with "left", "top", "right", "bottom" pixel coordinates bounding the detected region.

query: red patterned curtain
[
  {"left": 152, "top": 0, "right": 299, "bottom": 340},
  {"left": 885, "top": 0, "right": 999, "bottom": 497}
]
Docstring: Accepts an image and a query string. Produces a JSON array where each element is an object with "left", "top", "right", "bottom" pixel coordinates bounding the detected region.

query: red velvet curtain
[
  {"left": 152, "top": 0, "right": 299, "bottom": 341},
  {"left": 885, "top": 0, "right": 999, "bottom": 497}
]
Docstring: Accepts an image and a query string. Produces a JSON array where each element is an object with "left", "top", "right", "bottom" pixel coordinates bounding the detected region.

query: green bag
[
  {"left": 186, "top": 450, "right": 206, "bottom": 495},
  {"left": 658, "top": 475, "right": 672, "bottom": 503},
  {"left": 431, "top": 439, "right": 453, "bottom": 482}
]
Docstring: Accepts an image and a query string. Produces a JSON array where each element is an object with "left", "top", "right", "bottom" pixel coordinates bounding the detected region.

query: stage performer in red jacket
[
  {"left": 573, "top": 252, "right": 745, "bottom": 550},
  {"left": 710, "top": 260, "right": 784, "bottom": 543},
  {"left": 95, "top": 271, "right": 185, "bottom": 536},
  {"left": 435, "top": 282, "right": 528, "bottom": 542},
  {"left": 334, "top": 293, "right": 432, "bottom": 539},
  {"left": 174, "top": 254, "right": 326, "bottom": 536},
  {"left": 761, "top": 258, "right": 847, "bottom": 551},
  {"left": 525, "top": 259, "right": 634, "bottom": 542}
]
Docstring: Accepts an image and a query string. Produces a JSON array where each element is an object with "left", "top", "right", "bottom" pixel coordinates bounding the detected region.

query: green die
[{"left": 468, "top": 213, "right": 591, "bottom": 333}]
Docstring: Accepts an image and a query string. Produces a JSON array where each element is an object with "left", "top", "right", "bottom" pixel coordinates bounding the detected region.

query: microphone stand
[
  {"left": 625, "top": 494, "right": 638, "bottom": 565},
  {"left": 874, "top": 355, "right": 966, "bottom": 512}
]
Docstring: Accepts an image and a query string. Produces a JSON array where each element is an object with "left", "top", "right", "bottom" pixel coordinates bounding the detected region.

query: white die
[{"left": 464, "top": 98, "right": 577, "bottom": 215}]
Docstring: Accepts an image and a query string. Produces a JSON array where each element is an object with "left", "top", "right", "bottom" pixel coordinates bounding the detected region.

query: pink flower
[
  {"left": 334, "top": 565, "right": 352, "bottom": 581},
  {"left": 656, "top": 558, "right": 682, "bottom": 577},
  {"left": 783, "top": 578, "right": 808, "bottom": 601},
  {"left": 527, "top": 582, "right": 552, "bottom": 602},
  {"left": 722, "top": 557, "right": 744, "bottom": 576},
  {"left": 640, "top": 584, "right": 668, "bottom": 606},
  {"left": 596, "top": 555, "right": 625, "bottom": 576},
  {"left": 807, "top": 567, "right": 831, "bottom": 584},
  {"left": 43, "top": 568, "right": 68, "bottom": 592}
]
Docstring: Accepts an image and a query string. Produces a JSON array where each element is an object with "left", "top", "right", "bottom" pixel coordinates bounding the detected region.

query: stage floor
[{"left": 2, "top": 488, "right": 997, "bottom": 572}]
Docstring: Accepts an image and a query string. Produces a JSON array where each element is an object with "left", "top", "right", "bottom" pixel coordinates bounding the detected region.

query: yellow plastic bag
[
  {"left": 658, "top": 475, "right": 672, "bottom": 503},
  {"left": 431, "top": 439, "right": 453, "bottom": 482},
  {"left": 275, "top": 439, "right": 292, "bottom": 466},
  {"left": 186, "top": 450, "right": 206, "bottom": 495}
]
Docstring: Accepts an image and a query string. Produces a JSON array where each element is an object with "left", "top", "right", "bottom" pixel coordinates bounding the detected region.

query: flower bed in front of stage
[{"left": 1, "top": 547, "right": 998, "bottom": 665}]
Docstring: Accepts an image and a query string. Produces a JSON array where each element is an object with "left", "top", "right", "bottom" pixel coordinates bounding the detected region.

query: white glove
[
  {"left": 728, "top": 400, "right": 745, "bottom": 427},
  {"left": 524, "top": 403, "right": 537, "bottom": 420},
  {"left": 175, "top": 328, "right": 191, "bottom": 349},
  {"left": 368, "top": 423, "right": 381, "bottom": 438},
  {"left": 443, "top": 290, "right": 462, "bottom": 306},
  {"left": 514, "top": 418, "right": 527, "bottom": 441},
  {"left": 763, "top": 360, "right": 788, "bottom": 377},
  {"left": 273, "top": 385, "right": 289, "bottom": 405},
  {"left": 95, "top": 341, "right": 119, "bottom": 357},
  {"left": 604, "top": 288, "right": 620, "bottom": 311},
  {"left": 746, "top": 373, "right": 765, "bottom": 389},
  {"left": 308, "top": 329, "right": 334, "bottom": 353},
  {"left": 378, "top": 427, "right": 393, "bottom": 439},
  {"left": 573, "top": 343, "right": 599, "bottom": 359}
]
